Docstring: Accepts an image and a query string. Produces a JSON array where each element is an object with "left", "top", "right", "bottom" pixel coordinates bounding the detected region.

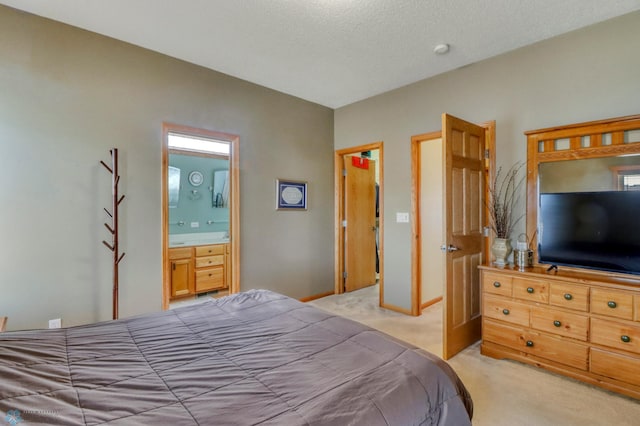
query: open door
[
  {"left": 442, "top": 114, "right": 485, "bottom": 359},
  {"left": 343, "top": 155, "right": 377, "bottom": 292}
]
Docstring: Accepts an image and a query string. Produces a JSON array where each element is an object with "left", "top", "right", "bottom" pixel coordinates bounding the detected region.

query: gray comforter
[{"left": 0, "top": 290, "right": 472, "bottom": 425}]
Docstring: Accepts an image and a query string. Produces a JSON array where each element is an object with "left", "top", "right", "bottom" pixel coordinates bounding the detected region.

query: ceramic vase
[{"left": 491, "top": 238, "right": 512, "bottom": 266}]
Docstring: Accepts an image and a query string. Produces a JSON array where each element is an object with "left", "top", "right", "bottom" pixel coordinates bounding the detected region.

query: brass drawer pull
[
  {"left": 608, "top": 301, "right": 617, "bottom": 309},
  {"left": 502, "top": 309, "right": 510, "bottom": 315},
  {"left": 553, "top": 320, "right": 561, "bottom": 327},
  {"left": 564, "top": 293, "right": 572, "bottom": 300},
  {"left": 493, "top": 281, "right": 501, "bottom": 288},
  {"left": 621, "top": 335, "right": 631, "bottom": 343},
  {"left": 526, "top": 340, "right": 534, "bottom": 347},
  {"left": 527, "top": 287, "right": 534, "bottom": 294}
]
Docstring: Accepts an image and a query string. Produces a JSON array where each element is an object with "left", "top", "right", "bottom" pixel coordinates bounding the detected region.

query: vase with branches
[{"left": 488, "top": 162, "right": 526, "bottom": 265}]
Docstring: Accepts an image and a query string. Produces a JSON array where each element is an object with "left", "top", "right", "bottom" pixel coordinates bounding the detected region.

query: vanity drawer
[
  {"left": 169, "top": 247, "right": 192, "bottom": 260},
  {"left": 530, "top": 306, "right": 588, "bottom": 341},
  {"left": 591, "top": 288, "right": 634, "bottom": 320},
  {"left": 195, "top": 267, "right": 225, "bottom": 292},
  {"left": 512, "top": 277, "right": 549, "bottom": 303},
  {"left": 195, "top": 244, "right": 225, "bottom": 256},
  {"left": 591, "top": 318, "right": 640, "bottom": 355},
  {"left": 591, "top": 348, "right": 640, "bottom": 387},
  {"left": 195, "top": 255, "right": 224, "bottom": 268},
  {"left": 549, "top": 282, "right": 589, "bottom": 312},
  {"left": 482, "top": 272, "right": 513, "bottom": 297},
  {"left": 483, "top": 319, "right": 588, "bottom": 370},
  {"left": 483, "top": 294, "right": 530, "bottom": 327}
]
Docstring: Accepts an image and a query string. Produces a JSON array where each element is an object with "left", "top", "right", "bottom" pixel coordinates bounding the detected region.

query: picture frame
[{"left": 276, "top": 179, "right": 307, "bottom": 210}]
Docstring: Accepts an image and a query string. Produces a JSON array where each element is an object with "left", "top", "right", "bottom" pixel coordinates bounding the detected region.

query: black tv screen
[{"left": 538, "top": 191, "right": 640, "bottom": 275}]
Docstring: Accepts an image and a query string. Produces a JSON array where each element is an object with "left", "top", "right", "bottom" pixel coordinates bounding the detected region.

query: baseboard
[
  {"left": 299, "top": 291, "right": 334, "bottom": 302},
  {"left": 421, "top": 296, "right": 443, "bottom": 310},
  {"left": 380, "top": 302, "right": 413, "bottom": 316}
]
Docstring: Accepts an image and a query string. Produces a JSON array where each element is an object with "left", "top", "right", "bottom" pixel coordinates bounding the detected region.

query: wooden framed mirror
[{"left": 525, "top": 114, "right": 640, "bottom": 276}]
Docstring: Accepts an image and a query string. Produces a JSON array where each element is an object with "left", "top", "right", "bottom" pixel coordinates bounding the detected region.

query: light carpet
[{"left": 309, "top": 284, "right": 640, "bottom": 426}]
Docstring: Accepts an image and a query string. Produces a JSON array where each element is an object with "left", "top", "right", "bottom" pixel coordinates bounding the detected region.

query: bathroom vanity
[{"left": 168, "top": 239, "right": 230, "bottom": 300}]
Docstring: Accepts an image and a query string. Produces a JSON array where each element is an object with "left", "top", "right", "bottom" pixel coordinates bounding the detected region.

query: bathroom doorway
[{"left": 161, "top": 123, "right": 240, "bottom": 310}]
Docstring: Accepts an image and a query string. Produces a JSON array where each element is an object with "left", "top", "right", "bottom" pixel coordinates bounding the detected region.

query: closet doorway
[
  {"left": 161, "top": 123, "right": 240, "bottom": 310},
  {"left": 334, "top": 143, "right": 384, "bottom": 305}
]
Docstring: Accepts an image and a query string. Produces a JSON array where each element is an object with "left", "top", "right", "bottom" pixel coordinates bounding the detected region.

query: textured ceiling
[{"left": 2, "top": 0, "right": 640, "bottom": 108}]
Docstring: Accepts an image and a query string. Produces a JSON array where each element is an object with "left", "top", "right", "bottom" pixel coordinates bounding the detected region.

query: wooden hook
[
  {"left": 104, "top": 223, "right": 115, "bottom": 234},
  {"left": 100, "top": 160, "right": 113, "bottom": 174},
  {"left": 104, "top": 208, "right": 113, "bottom": 218},
  {"left": 118, "top": 195, "right": 125, "bottom": 205},
  {"left": 117, "top": 252, "right": 126, "bottom": 264},
  {"left": 102, "top": 241, "right": 114, "bottom": 251}
]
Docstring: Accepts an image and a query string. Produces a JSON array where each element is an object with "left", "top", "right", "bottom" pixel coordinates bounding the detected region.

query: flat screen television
[{"left": 538, "top": 191, "right": 640, "bottom": 275}]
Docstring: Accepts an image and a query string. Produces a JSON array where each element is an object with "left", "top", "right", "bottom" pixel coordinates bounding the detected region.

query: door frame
[
  {"left": 334, "top": 142, "right": 384, "bottom": 304},
  {"left": 161, "top": 123, "right": 241, "bottom": 310},
  {"left": 410, "top": 121, "right": 495, "bottom": 315}
]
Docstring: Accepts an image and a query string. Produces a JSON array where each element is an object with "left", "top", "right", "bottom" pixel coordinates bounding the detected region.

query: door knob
[{"left": 440, "top": 244, "right": 460, "bottom": 252}]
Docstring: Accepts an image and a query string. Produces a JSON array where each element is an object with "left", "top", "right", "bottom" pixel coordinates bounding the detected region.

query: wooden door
[
  {"left": 344, "top": 156, "right": 377, "bottom": 292},
  {"left": 442, "top": 114, "right": 485, "bottom": 359}
]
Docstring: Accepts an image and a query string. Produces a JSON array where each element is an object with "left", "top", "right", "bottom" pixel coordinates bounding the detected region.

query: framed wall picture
[{"left": 276, "top": 179, "right": 307, "bottom": 210}]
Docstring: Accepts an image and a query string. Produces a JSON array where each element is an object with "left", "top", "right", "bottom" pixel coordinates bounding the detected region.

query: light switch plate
[
  {"left": 48, "top": 318, "right": 62, "bottom": 329},
  {"left": 396, "top": 212, "right": 409, "bottom": 223},
  {"left": 190, "top": 222, "right": 199, "bottom": 228}
]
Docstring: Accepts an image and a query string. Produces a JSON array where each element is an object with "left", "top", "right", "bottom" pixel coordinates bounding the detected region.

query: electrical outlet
[
  {"left": 48, "top": 318, "right": 62, "bottom": 329},
  {"left": 190, "top": 222, "right": 199, "bottom": 228}
]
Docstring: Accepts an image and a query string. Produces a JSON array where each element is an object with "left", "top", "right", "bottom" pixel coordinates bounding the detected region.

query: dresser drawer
[
  {"left": 483, "top": 294, "right": 530, "bottom": 327},
  {"left": 195, "top": 244, "right": 225, "bottom": 256},
  {"left": 513, "top": 277, "right": 549, "bottom": 303},
  {"left": 549, "top": 282, "right": 589, "bottom": 312},
  {"left": 482, "top": 272, "right": 513, "bottom": 297},
  {"left": 591, "top": 288, "right": 634, "bottom": 320},
  {"left": 195, "top": 267, "right": 225, "bottom": 292},
  {"left": 195, "top": 254, "right": 224, "bottom": 268},
  {"left": 530, "top": 306, "right": 588, "bottom": 341},
  {"left": 591, "top": 348, "right": 640, "bottom": 387},
  {"left": 591, "top": 318, "right": 640, "bottom": 354},
  {"left": 483, "top": 319, "right": 588, "bottom": 370}
]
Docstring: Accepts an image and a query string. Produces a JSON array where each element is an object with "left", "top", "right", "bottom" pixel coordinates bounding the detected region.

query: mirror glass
[
  {"left": 168, "top": 153, "right": 230, "bottom": 237},
  {"left": 168, "top": 166, "right": 181, "bottom": 208},
  {"left": 539, "top": 155, "right": 640, "bottom": 193}
]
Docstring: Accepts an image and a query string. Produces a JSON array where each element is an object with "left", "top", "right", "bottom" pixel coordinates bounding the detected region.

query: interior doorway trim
[
  {"left": 161, "top": 122, "right": 241, "bottom": 310},
  {"left": 334, "top": 142, "right": 384, "bottom": 305},
  {"left": 410, "top": 121, "right": 495, "bottom": 315}
]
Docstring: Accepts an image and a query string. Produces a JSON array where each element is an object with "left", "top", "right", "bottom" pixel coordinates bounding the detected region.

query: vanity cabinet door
[{"left": 170, "top": 258, "right": 194, "bottom": 298}]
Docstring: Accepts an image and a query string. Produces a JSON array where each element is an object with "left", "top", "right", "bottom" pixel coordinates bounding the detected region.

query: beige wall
[
  {"left": 335, "top": 11, "right": 640, "bottom": 310},
  {"left": 0, "top": 6, "right": 334, "bottom": 330}
]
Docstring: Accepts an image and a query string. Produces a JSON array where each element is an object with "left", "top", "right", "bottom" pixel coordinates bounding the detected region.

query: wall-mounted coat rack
[{"left": 100, "top": 148, "right": 125, "bottom": 320}]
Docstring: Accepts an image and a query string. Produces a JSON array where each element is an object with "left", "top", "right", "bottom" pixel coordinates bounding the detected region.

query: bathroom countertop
[{"left": 169, "top": 232, "right": 229, "bottom": 248}]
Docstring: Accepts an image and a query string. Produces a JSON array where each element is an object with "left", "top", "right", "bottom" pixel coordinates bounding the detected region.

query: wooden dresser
[{"left": 480, "top": 264, "right": 640, "bottom": 399}]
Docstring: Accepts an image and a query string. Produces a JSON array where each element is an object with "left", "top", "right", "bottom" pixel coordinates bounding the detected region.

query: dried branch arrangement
[{"left": 488, "top": 162, "right": 526, "bottom": 239}]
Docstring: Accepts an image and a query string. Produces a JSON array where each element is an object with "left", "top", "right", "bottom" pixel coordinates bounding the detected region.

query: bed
[{"left": 0, "top": 289, "right": 472, "bottom": 425}]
